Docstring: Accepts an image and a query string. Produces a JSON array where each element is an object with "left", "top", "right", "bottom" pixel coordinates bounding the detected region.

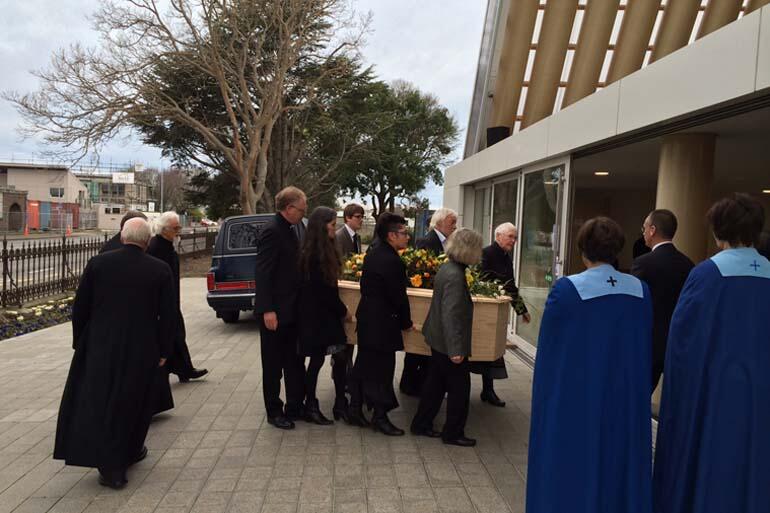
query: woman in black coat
[
  {"left": 348, "top": 212, "right": 413, "bottom": 436},
  {"left": 297, "top": 207, "right": 349, "bottom": 425}
]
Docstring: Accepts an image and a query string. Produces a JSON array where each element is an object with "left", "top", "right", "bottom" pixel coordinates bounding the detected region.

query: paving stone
[{"left": 0, "top": 278, "right": 534, "bottom": 513}]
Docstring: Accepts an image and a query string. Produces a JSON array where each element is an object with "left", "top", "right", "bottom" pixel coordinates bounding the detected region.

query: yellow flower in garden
[{"left": 410, "top": 274, "right": 423, "bottom": 288}]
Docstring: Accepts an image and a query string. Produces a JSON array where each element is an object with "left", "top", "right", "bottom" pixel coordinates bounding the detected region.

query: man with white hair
[
  {"left": 54, "top": 218, "right": 176, "bottom": 489},
  {"left": 147, "top": 211, "right": 208, "bottom": 384},
  {"left": 470, "top": 222, "right": 530, "bottom": 407},
  {"left": 400, "top": 207, "right": 459, "bottom": 397}
]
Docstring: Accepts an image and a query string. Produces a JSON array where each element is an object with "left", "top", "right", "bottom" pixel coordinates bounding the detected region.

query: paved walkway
[{"left": 0, "top": 278, "right": 532, "bottom": 513}]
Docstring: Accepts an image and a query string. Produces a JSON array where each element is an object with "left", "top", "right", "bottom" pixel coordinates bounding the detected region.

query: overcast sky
[{"left": 0, "top": 0, "right": 486, "bottom": 206}]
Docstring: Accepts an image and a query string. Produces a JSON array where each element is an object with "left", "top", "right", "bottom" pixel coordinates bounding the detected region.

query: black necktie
[{"left": 353, "top": 233, "right": 360, "bottom": 254}]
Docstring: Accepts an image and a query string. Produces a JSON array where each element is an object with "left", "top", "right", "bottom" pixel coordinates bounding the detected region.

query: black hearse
[
  {"left": 206, "top": 213, "right": 306, "bottom": 323},
  {"left": 206, "top": 214, "right": 272, "bottom": 323}
]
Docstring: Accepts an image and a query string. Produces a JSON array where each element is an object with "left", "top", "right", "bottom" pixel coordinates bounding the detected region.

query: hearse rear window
[{"left": 227, "top": 221, "right": 261, "bottom": 251}]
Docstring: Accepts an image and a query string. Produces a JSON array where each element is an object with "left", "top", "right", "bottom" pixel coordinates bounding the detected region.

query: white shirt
[
  {"left": 652, "top": 241, "right": 673, "bottom": 252},
  {"left": 435, "top": 229, "right": 447, "bottom": 249},
  {"left": 344, "top": 223, "right": 357, "bottom": 240}
]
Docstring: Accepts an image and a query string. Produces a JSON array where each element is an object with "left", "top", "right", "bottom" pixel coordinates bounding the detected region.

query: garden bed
[{"left": 0, "top": 296, "right": 74, "bottom": 341}]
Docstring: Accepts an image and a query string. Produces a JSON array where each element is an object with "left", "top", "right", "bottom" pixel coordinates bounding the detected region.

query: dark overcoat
[
  {"left": 99, "top": 233, "right": 123, "bottom": 253},
  {"left": 53, "top": 245, "right": 176, "bottom": 469},
  {"left": 355, "top": 242, "right": 412, "bottom": 353},
  {"left": 254, "top": 213, "right": 301, "bottom": 326},
  {"left": 416, "top": 229, "right": 443, "bottom": 255},
  {"left": 297, "top": 256, "right": 347, "bottom": 357}
]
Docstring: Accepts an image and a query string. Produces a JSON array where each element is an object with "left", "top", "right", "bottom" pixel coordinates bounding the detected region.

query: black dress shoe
[
  {"left": 372, "top": 417, "right": 405, "bottom": 436},
  {"left": 480, "top": 390, "right": 506, "bottom": 407},
  {"left": 304, "top": 401, "right": 333, "bottom": 426},
  {"left": 267, "top": 415, "right": 295, "bottom": 430},
  {"left": 131, "top": 446, "right": 148, "bottom": 464},
  {"left": 410, "top": 427, "right": 441, "bottom": 438},
  {"left": 333, "top": 398, "right": 349, "bottom": 423},
  {"left": 178, "top": 368, "right": 208, "bottom": 383},
  {"left": 346, "top": 408, "right": 370, "bottom": 427},
  {"left": 98, "top": 469, "right": 127, "bottom": 489},
  {"left": 443, "top": 436, "right": 477, "bottom": 447}
]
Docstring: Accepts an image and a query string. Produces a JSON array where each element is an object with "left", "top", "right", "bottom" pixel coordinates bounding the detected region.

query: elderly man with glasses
[
  {"left": 254, "top": 186, "right": 309, "bottom": 429},
  {"left": 148, "top": 211, "right": 208, "bottom": 391}
]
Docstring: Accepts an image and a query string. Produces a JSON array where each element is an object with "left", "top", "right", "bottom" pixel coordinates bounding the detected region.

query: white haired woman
[{"left": 410, "top": 228, "right": 482, "bottom": 447}]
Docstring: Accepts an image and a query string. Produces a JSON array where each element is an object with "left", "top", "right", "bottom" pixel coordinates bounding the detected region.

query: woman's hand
[{"left": 450, "top": 355, "right": 464, "bottom": 364}]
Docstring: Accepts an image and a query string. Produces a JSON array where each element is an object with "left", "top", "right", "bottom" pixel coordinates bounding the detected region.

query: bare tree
[{"left": 4, "top": 0, "right": 365, "bottom": 213}]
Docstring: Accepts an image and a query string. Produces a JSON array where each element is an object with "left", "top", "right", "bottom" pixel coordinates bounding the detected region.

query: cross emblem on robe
[
  {"left": 751, "top": 261, "right": 760, "bottom": 271},
  {"left": 607, "top": 276, "right": 617, "bottom": 287}
]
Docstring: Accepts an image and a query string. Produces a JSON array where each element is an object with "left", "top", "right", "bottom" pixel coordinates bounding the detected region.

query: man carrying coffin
[
  {"left": 401, "top": 207, "right": 457, "bottom": 397},
  {"left": 653, "top": 194, "right": 770, "bottom": 513},
  {"left": 54, "top": 218, "right": 176, "bottom": 489}
]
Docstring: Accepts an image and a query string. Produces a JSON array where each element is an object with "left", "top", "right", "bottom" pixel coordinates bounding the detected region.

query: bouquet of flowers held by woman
[{"left": 341, "top": 247, "right": 508, "bottom": 299}]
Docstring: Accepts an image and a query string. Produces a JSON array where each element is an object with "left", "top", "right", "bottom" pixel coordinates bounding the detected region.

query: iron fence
[
  {"left": 176, "top": 228, "right": 218, "bottom": 259},
  {"left": 1, "top": 233, "right": 107, "bottom": 308}
]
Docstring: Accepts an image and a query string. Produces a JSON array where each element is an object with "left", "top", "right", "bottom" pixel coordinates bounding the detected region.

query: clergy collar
[
  {"left": 711, "top": 247, "right": 770, "bottom": 279},
  {"left": 652, "top": 241, "right": 673, "bottom": 252},
  {"left": 567, "top": 264, "right": 644, "bottom": 300}
]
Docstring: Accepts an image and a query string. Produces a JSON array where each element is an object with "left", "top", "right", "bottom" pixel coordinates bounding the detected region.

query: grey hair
[
  {"left": 494, "top": 222, "right": 517, "bottom": 238},
  {"left": 430, "top": 207, "right": 457, "bottom": 229},
  {"left": 155, "top": 211, "right": 180, "bottom": 235},
  {"left": 445, "top": 228, "right": 483, "bottom": 266},
  {"left": 121, "top": 218, "right": 152, "bottom": 246}
]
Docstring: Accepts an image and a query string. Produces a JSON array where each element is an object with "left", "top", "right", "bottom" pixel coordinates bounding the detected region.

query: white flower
[
  {"left": 7, "top": 311, "right": 17, "bottom": 316},
  {"left": 65, "top": 296, "right": 74, "bottom": 301},
  {"left": 44, "top": 306, "right": 53, "bottom": 311},
  {"left": 34, "top": 311, "right": 42, "bottom": 316},
  {"left": 16, "top": 316, "right": 24, "bottom": 321},
  {"left": 58, "top": 304, "right": 67, "bottom": 310}
]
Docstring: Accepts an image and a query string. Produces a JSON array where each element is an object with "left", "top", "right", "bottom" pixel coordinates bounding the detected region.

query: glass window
[
  {"left": 473, "top": 187, "right": 492, "bottom": 245},
  {"left": 492, "top": 179, "right": 519, "bottom": 233},
  {"left": 227, "top": 221, "right": 262, "bottom": 251},
  {"left": 50, "top": 187, "right": 64, "bottom": 198},
  {"left": 516, "top": 167, "right": 561, "bottom": 346},
  {"left": 111, "top": 208, "right": 121, "bottom": 214}
]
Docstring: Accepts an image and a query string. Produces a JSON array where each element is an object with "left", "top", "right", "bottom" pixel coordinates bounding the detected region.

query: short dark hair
[
  {"left": 757, "top": 231, "right": 770, "bottom": 260},
  {"left": 375, "top": 212, "right": 407, "bottom": 242},
  {"left": 275, "top": 186, "right": 306, "bottom": 212},
  {"left": 707, "top": 194, "right": 765, "bottom": 247},
  {"left": 343, "top": 203, "right": 365, "bottom": 221},
  {"left": 648, "top": 209, "right": 678, "bottom": 239},
  {"left": 577, "top": 217, "right": 625, "bottom": 264},
  {"left": 119, "top": 210, "right": 147, "bottom": 229}
]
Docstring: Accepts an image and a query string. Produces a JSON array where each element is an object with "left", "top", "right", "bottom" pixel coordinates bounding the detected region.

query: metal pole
[{"left": 160, "top": 165, "right": 164, "bottom": 212}]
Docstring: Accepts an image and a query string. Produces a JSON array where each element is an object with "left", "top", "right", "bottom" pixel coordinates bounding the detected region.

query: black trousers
[
  {"left": 400, "top": 353, "right": 430, "bottom": 394},
  {"left": 167, "top": 312, "right": 194, "bottom": 376},
  {"left": 349, "top": 348, "right": 399, "bottom": 414},
  {"left": 259, "top": 321, "right": 305, "bottom": 418},
  {"left": 411, "top": 349, "right": 470, "bottom": 441},
  {"left": 331, "top": 345, "right": 353, "bottom": 403}
]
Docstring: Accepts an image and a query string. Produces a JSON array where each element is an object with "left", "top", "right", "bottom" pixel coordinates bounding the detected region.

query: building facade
[{"left": 445, "top": 0, "right": 770, "bottom": 357}]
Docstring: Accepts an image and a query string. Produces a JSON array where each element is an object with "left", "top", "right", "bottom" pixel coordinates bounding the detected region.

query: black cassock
[
  {"left": 147, "top": 235, "right": 195, "bottom": 375},
  {"left": 471, "top": 242, "right": 528, "bottom": 379},
  {"left": 54, "top": 245, "right": 176, "bottom": 469}
]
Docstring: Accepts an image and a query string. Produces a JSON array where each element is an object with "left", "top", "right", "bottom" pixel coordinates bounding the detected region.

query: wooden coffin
[{"left": 338, "top": 280, "right": 510, "bottom": 362}]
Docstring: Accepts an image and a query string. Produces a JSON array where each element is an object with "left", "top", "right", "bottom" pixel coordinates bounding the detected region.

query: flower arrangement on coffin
[
  {"left": 0, "top": 296, "right": 75, "bottom": 341},
  {"left": 341, "top": 247, "right": 507, "bottom": 298}
]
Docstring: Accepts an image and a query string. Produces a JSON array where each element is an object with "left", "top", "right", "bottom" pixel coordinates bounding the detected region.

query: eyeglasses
[
  {"left": 167, "top": 225, "right": 182, "bottom": 232},
  {"left": 391, "top": 230, "right": 409, "bottom": 237},
  {"left": 352, "top": 214, "right": 364, "bottom": 219},
  {"left": 289, "top": 204, "right": 307, "bottom": 216}
]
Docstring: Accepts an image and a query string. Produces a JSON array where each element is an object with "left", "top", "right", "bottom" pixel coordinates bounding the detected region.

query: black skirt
[
  {"left": 350, "top": 349, "right": 399, "bottom": 412},
  {"left": 469, "top": 356, "right": 508, "bottom": 380}
]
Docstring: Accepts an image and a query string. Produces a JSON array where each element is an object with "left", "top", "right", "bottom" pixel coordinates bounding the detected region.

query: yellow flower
[{"left": 410, "top": 274, "right": 423, "bottom": 288}]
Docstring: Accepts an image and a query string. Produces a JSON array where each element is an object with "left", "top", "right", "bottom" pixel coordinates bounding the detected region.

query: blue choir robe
[
  {"left": 527, "top": 264, "right": 653, "bottom": 513},
  {"left": 653, "top": 247, "right": 770, "bottom": 513}
]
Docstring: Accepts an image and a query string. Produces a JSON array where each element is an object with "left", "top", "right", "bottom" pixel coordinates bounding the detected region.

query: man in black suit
[
  {"left": 335, "top": 203, "right": 365, "bottom": 258},
  {"left": 349, "top": 212, "right": 413, "bottom": 435},
  {"left": 254, "top": 186, "right": 307, "bottom": 430},
  {"left": 99, "top": 210, "right": 147, "bottom": 253},
  {"left": 54, "top": 218, "right": 176, "bottom": 489},
  {"left": 631, "top": 209, "right": 694, "bottom": 393},
  {"left": 472, "top": 222, "right": 530, "bottom": 407},
  {"left": 400, "top": 208, "right": 457, "bottom": 397},
  {"left": 332, "top": 203, "right": 365, "bottom": 421}
]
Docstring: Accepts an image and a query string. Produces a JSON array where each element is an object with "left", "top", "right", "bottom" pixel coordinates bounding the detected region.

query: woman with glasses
[
  {"left": 296, "top": 207, "right": 350, "bottom": 425},
  {"left": 347, "top": 212, "right": 413, "bottom": 435}
]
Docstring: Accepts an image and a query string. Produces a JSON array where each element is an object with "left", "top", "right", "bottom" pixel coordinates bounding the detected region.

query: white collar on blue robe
[
  {"left": 710, "top": 247, "right": 770, "bottom": 279},
  {"left": 567, "top": 264, "right": 644, "bottom": 301}
]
